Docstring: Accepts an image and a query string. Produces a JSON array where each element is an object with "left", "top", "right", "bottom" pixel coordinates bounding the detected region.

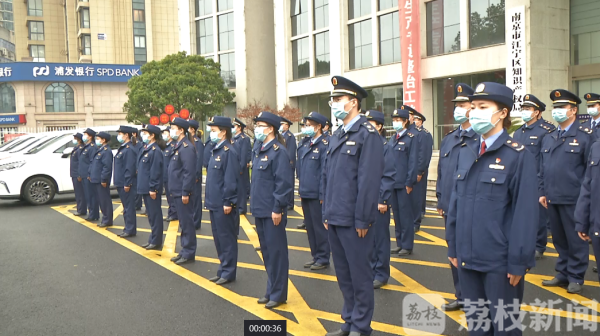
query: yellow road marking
[
  {"left": 390, "top": 257, "right": 451, "bottom": 269},
  {"left": 525, "top": 274, "right": 600, "bottom": 315},
  {"left": 163, "top": 219, "right": 179, "bottom": 255}
]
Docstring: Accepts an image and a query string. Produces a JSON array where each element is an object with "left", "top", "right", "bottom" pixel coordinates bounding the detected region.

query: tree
[
  {"left": 469, "top": 0, "right": 506, "bottom": 49},
  {"left": 236, "top": 100, "right": 302, "bottom": 137},
  {"left": 124, "top": 51, "right": 235, "bottom": 124}
]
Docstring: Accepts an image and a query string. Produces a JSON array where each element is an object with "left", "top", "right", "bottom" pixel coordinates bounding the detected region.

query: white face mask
[
  {"left": 170, "top": 128, "right": 179, "bottom": 140},
  {"left": 587, "top": 107, "right": 599, "bottom": 117},
  {"left": 469, "top": 108, "right": 502, "bottom": 135},
  {"left": 453, "top": 107, "right": 469, "bottom": 124},
  {"left": 521, "top": 110, "right": 534, "bottom": 122}
]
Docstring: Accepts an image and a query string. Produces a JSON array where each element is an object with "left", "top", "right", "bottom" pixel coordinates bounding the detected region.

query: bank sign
[{"left": 0, "top": 62, "right": 141, "bottom": 83}]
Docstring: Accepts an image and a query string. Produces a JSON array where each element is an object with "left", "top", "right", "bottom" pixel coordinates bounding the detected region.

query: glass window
[
  {"left": 571, "top": 0, "right": 600, "bottom": 65},
  {"left": 433, "top": 71, "right": 505, "bottom": 148},
  {"left": 315, "top": 31, "right": 330, "bottom": 76},
  {"left": 195, "top": 0, "right": 213, "bottom": 17},
  {"left": 80, "top": 8, "right": 90, "bottom": 28},
  {"left": 196, "top": 18, "right": 214, "bottom": 55},
  {"left": 81, "top": 34, "right": 91, "bottom": 55},
  {"left": 378, "top": 0, "right": 397, "bottom": 11},
  {"left": 45, "top": 83, "right": 75, "bottom": 113},
  {"left": 28, "top": 21, "right": 44, "bottom": 41},
  {"left": 379, "top": 11, "right": 400, "bottom": 65},
  {"left": 298, "top": 93, "right": 332, "bottom": 119},
  {"left": 133, "top": 9, "right": 145, "bottom": 22},
  {"left": 134, "top": 36, "right": 146, "bottom": 48},
  {"left": 427, "top": 0, "right": 460, "bottom": 56},
  {"left": 218, "top": 13, "right": 234, "bottom": 51},
  {"left": 576, "top": 78, "right": 600, "bottom": 105},
  {"left": 30, "top": 45, "right": 45, "bottom": 62},
  {"left": 218, "top": 0, "right": 233, "bottom": 12},
  {"left": 349, "top": 19, "right": 372, "bottom": 70},
  {"left": 291, "top": 0, "right": 308, "bottom": 36},
  {"left": 0, "top": 83, "right": 15, "bottom": 113},
  {"left": 292, "top": 37, "right": 309, "bottom": 80},
  {"left": 314, "top": 0, "right": 328, "bottom": 30},
  {"left": 363, "top": 84, "right": 403, "bottom": 129},
  {"left": 219, "top": 52, "right": 236, "bottom": 88},
  {"left": 27, "top": 0, "right": 43, "bottom": 17},
  {"left": 469, "top": 0, "right": 505, "bottom": 49},
  {"left": 348, "top": 0, "right": 371, "bottom": 20}
]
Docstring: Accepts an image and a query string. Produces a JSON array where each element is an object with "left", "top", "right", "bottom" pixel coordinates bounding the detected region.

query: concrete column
[
  {"left": 274, "top": 0, "right": 290, "bottom": 109},
  {"left": 459, "top": 0, "right": 469, "bottom": 50}
]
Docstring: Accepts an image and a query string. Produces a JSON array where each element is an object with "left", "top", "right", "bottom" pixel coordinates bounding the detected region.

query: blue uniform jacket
[
  {"left": 113, "top": 142, "right": 137, "bottom": 188},
  {"left": 446, "top": 131, "right": 538, "bottom": 275},
  {"left": 250, "top": 140, "right": 293, "bottom": 217},
  {"left": 203, "top": 141, "right": 215, "bottom": 168},
  {"left": 388, "top": 129, "right": 419, "bottom": 189},
  {"left": 90, "top": 144, "right": 113, "bottom": 184},
  {"left": 193, "top": 136, "right": 204, "bottom": 181},
  {"left": 233, "top": 132, "right": 251, "bottom": 172},
  {"left": 252, "top": 139, "right": 262, "bottom": 158},
  {"left": 436, "top": 128, "right": 478, "bottom": 213},
  {"left": 575, "top": 141, "right": 600, "bottom": 235},
  {"left": 205, "top": 141, "right": 240, "bottom": 210},
  {"left": 419, "top": 127, "right": 433, "bottom": 176},
  {"left": 409, "top": 124, "right": 426, "bottom": 176},
  {"left": 163, "top": 141, "right": 175, "bottom": 182},
  {"left": 70, "top": 145, "right": 84, "bottom": 178},
  {"left": 78, "top": 143, "right": 97, "bottom": 178},
  {"left": 137, "top": 142, "right": 163, "bottom": 195},
  {"left": 379, "top": 134, "right": 396, "bottom": 205},
  {"left": 580, "top": 118, "right": 600, "bottom": 140},
  {"left": 296, "top": 136, "right": 311, "bottom": 179},
  {"left": 512, "top": 118, "right": 554, "bottom": 172},
  {"left": 168, "top": 138, "right": 197, "bottom": 197},
  {"left": 322, "top": 116, "right": 384, "bottom": 229},
  {"left": 538, "top": 124, "right": 594, "bottom": 204},
  {"left": 297, "top": 135, "right": 328, "bottom": 200},
  {"left": 283, "top": 130, "right": 297, "bottom": 169}
]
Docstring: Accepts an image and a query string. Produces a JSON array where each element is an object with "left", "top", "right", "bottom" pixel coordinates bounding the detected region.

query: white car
[{"left": 0, "top": 126, "right": 141, "bottom": 205}]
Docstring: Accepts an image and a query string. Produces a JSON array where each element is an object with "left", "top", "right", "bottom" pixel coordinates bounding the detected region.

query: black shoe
[
  {"left": 390, "top": 247, "right": 401, "bottom": 254},
  {"left": 145, "top": 244, "right": 161, "bottom": 250},
  {"left": 373, "top": 280, "right": 387, "bottom": 289},
  {"left": 310, "top": 263, "right": 328, "bottom": 270},
  {"left": 441, "top": 299, "right": 463, "bottom": 311},
  {"left": 141, "top": 243, "right": 150, "bottom": 248},
  {"left": 254, "top": 246, "right": 261, "bottom": 251},
  {"left": 535, "top": 251, "right": 544, "bottom": 260},
  {"left": 174, "top": 257, "right": 194, "bottom": 265},
  {"left": 297, "top": 223, "right": 306, "bottom": 229},
  {"left": 135, "top": 207, "right": 142, "bottom": 211},
  {"left": 163, "top": 217, "right": 171, "bottom": 222},
  {"left": 85, "top": 217, "right": 98, "bottom": 221},
  {"left": 325, "top": 330, "right": 350, "bottom": 336},
  {"left": 98, "top": 223, "right": 113, "bottom": 228},
  {"left": 216, "top": 278, "right": 232, "bottom": 285},
  {"left": 73, "top": 212, "right": 85, "bottom": 217},
  {"left": 257, "top": 297, "right": 269, "bottom": 304},
  {"left": 398, "top": 249, "right": 412, "bottom": 256},
  {"left": 304, "top": 260, "right": 315, "bottom": 268},
  {"left": 265, "top": 301, "right": 284, "bottom": 309},
  {"left": 209, "top": 276, "right": 220, "bottom": 282},
  {"left": 414, "top": 226, "right": 420, "bottom": 232},
  {"left": 170, "top": 255, "right": 182, "bottom": 262},
  {"left": 119, "top": 232, "right": 136, "bottom": 238},
  {"left": 567, "top": 282, "right": 583, "bottom": 294},
  {"left": 593, "top": 267, "right": 598, "bottom": 273},
  {"left": 542, "top": 277, "right": 568, "bottom": 287}
]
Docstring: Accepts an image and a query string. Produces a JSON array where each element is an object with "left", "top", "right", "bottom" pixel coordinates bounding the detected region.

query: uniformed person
[
  {"left": 297, "top": 112, "right": 330, "bottom": 271},
  {"left": 204, "top": 121, "right": 216, "bottom": 169},
  {"left": 512, "top": 94, "right": 554, "bottom": 261},
  {"left": 412, "top": 111, "right": 432, "bottom": 232},
  {"left": 206, "top": 116, "right": 240, "bottom": 285},
  {"left": 296, "top": 118, "right": 309, "bottom": 231},
  {"left": 188, "top": 120, "right": 204, "bottom": 231},
  {"left": 582, "top": 93, "right": 600, "bottom": 136},
  {"left": 279, "top": 117, "right": 296, "bottom": 211},
  {"left": 447, "top": 82, "right": 538, "bottom": 335},
  {"left": 168, "top": 118, "right": 198, "bottom": 265},
  {"left": 232, "top": 118, "right": 251, "bottom": 215},
  {"left": 389, "top": 106, "right": 420, "bottom": 257},
  {"left": 137, "top": 125, "right": 165, "bottom": 248},
  {"left": 365, "top": 110, "right": 395, "bottom": 289},
  {"left": 90, "top": 132, "right": 114, "bottom": 228},
  {"left": 251, "top": 132, "right": 263, "bottom": 252},
  {"left": 539, "top": 89, "right": 593, "bottom": 294},
  {"left": 251, "top": 111, "right": 293, "bottom": 309},
  {"left": 80, "top": 128, "right": 99, "bottom": 221},
  {"left": 405, "top": 110, "right": 427, "bottom": 232},
  {"left": 114, "top": 126, "right": 138, "bottom": 237},
  {"left": 132, "top": 129, "right": 145, "bottom": 213},
  {"left": 70, "top": 133, "right": 87, "bottom": 217},
  {"left": 162, "top": 127, "right": 178, "bottom": 222},
  {"left": 436, "top": 83, "right": 477, "bottom": 312},
  {"left": 323, "top": 119, "right": 332, "bottom": 137},
  {"left": 322, "top": 76, "right": 383, "bottom": 336}
]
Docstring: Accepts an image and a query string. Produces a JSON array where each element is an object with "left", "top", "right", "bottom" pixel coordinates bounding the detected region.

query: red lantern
[
  {"left": 159, "top": 113, "right": 170, "bottom": 124},
  {"left": 179, "top": 109, "right": 190, "bottom": 119},
  {"left": 170, "top": 114, "right": 180, "bottom": 122},
  {"left": 165, "top": 104, "right": 175, "bottom": 115},
  {"left": 149, "top": 116, "right": 160, "bottom": 126}
]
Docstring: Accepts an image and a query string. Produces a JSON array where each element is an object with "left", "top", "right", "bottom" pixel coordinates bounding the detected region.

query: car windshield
[
  {"left": 25, "top": 134, "right": 71, "bottom": 154},
  {"left": 10, "top": 136, "right": 48, "bottom": 153},
  {"left": 0, "top": 136, "right": 34, "bottom": 152}
]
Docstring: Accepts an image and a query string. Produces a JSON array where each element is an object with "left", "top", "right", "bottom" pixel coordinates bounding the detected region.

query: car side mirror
[{"left": 62, "top": 147, "right": 74, "bottom": 158}]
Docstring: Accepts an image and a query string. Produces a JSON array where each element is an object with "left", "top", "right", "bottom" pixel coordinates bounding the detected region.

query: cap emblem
[
  {"left": 401, "top": 106, "right": 405, "bottom": 109},
  {"left": 332, "top": 77, "right": 338, "bottom": 85},
  {"left": 525, "top": 95, "right": 529, "bottom": 100},
  {"left": 475, "top": 84, "right": 485, "bottom": 93},
  {"left": 555, "top": 91, "right": 561, "bottom": 98},
  {"left": 587, "top": 94, "right": 591, "bottom": 99},
  {"left": 457, "top": 85, "right": 462, "bottom": 93},
  {"left": 258, "top": 112, "right": 263, "bottom": 118}
]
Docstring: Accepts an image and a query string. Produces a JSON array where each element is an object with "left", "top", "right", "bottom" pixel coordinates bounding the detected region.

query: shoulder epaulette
[
  {"left": 415, "top": 127, "right": 422, "bottom": 132},
  {"left": 194, "top": 138, "right": 198, "bottom": 142},
  {"left": 241, "top": 135, "right": 245, "bottom": 139},
  {"left": 183, "top": 142, "right": 188, "bottom": 148},
  {"left": 506, "top": 139, "right": 525, "bottom": 152},
  {"left": 104, "top": 147, "right": 107, "bottom": 151},
  {"left": 90, "top": 144, "right": 95, "bottom": 147},
  {"left": 362, "top": 122, "right": 376, "bottom": 133},
  {"left": 424, "top": 129, "right": 430, "bottom": 134},
  {"left": 445, "top": 128, "right": 459, "bottom": 136},
  {"left": 322, "top": 139, "right": 328, "bottom": 145},
  {"left": 579, "top": 125, "right": 593, "bottom": 134},
  {"left": 126, "top": 145, "right": 129, "bottom": 148},
  {"left": 224, "top": 145, "right": 229, "bottom": 151},
  {"left": 152, "top": 146, "right": 155, "bottom": 151},
  {"left": 407, "top": 132, "right": 414, "bottom": 138},
  {"left": 273, "top": 144, "right": 279, "bottom": 151}
]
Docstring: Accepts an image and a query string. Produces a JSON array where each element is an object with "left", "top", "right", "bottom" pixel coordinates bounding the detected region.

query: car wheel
[{"left": 24, "top": 177, "right": 56, "bottom": 205}]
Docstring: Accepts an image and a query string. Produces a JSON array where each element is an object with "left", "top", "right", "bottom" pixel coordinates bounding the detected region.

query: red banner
[{"left": 399, "top": 0, "right": 421, "bottom": 112}]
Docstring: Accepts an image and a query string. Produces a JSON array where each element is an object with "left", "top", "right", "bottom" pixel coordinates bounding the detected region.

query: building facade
[{"left": 273, "top": 0, "right": 596, "bottom": 148}]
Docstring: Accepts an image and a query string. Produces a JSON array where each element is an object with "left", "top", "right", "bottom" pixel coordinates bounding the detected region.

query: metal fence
[{"left": 0, "top": 126, "right": 77, "bottom": 144}]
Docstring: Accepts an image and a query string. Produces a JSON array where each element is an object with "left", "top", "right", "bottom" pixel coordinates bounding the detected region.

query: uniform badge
[
  {"left": 175, "top": 151, "right": 179, "bottom": 155},
  {"left": 332, "top": 77, "right": 338, "bottom": 85},
  {"left": 555, "top": 91, "right": 561, "bottom": 97},
  {"left": 489, "top": 164, "right": 505, "bottom": 170},
  {"left": 126, "top": 145, "right": 129, "bottom": 148},
  {"left": 145, "top": 153, "right": 149, "bottom": 157},
  {"left": 104, "top": 147, "right": 107, "bottom": 151},
  {"left": 215, "top": 156, "right": 221, "bottom": 162},
  {"left": 587, "top": 94, "right": 591, "bottom": 99},
  {"left": 224, "top": 146, "right": 229, "bottom": 151},
  {"left": 261, "top": 156, "right": 268, "bottom": 161},
  {"left": 512, "top": 143, "right": 518, "bottom": 147},
  {"left": 496, "top": 158, "right": 501, "bottom": 163},
  {"left": 313, "top": 148, "right": 319, "bottom": 153},
  {"left": 273, "top": 144, "right": 279, "bottom": 151},
  {"left": 475, "top": 83, "right": 485, "bottom": 93},
  {"left": 97, "top": 153, "right": 101, "bottom": 156},
  {"left": 525, "top": 94, "right": 529, "bottom": 100},
  {"left": 569, "top": 142, "right": 579, "bottom": 146},
  {"left": 457, "top": 85, "right": 463, "bottom": 93},
  {"left": 529, "top": 136, "right": 538, "bottom": 139},
  {"left": 573, "top": 139, "right": 578, "bottom": 143},
  {"left": 398, "top": 142, "right": 405, "bottom": 145},
  {"left": 346, "top": 141, "right": 356, "bottom": 146}
]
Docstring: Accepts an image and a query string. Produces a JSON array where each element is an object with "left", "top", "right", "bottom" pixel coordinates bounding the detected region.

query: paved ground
[{"left": 0, "top": 190, "right": 598, "bottom": 336}]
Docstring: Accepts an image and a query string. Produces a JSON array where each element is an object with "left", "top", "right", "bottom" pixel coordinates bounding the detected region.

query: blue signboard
[
  {"left": 0, "top": 115, "right": 25, "bottom": 125},
  {"left": 0, "top": 62, "right": 141, "bottom": 83}
]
